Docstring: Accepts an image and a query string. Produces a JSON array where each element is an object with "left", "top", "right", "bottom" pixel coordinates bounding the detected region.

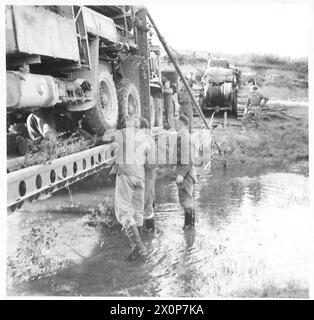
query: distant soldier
[
  {"left": 206, "top": 52, "right": 212, "bottom": 68},
  {"left": 175, "top": 114, "right": 197, "bottom": 230},
  {"left": 178, "top": 78, "right": 193, "bottom": 133},
  {"left": 242, "top": 85, "right": 269, "bottom": 131},
  {"left": 163, "top": 79, "right": 176, "bottom": 130},
  {"left": 194, "top": 70, "right": 203, "bottom": 84},
  {"left": 233, "top": 66, "right": 241, "bottom": 86},
  {"left": 188, "top": 72, "right": 195, "bottom": 87}
]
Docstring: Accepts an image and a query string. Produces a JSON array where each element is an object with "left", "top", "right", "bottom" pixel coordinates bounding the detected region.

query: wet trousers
[
  {"left": 177, "top": 174, "right": 194, "bottom": 210},
  {"left": 144, "top": 169, "right": 156, "bottom": 220},
  {"left": 115, "top": 174, "right": 145, "bottom": 229}
]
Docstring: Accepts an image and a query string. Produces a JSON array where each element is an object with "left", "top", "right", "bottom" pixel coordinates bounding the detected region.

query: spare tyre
[
  {"left": 82, "top": 64, "right": 118, "bottom": 135},
  {"left": 116, "top": 78, "right": 141, "bottom": 129}
]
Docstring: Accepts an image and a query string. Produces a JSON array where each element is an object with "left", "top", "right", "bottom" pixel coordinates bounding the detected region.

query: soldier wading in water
[
  {"left": 174, "top": 114, "right": 197, "bottom": 230},
  {"left": 111, "top": 117, "right": 156, "bottom": 260}
]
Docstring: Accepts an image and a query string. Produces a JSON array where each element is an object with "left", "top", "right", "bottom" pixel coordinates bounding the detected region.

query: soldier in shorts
[
  {"left": 112, "top": 117, "right": 155, "bottom": 260},
  {"left": 242, "top": 85, "right": 269, "bottom": 132}
]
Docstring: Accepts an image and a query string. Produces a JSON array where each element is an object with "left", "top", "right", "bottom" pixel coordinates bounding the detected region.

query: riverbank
[{"left": 207, "top": 103, "right": 308, "bottom": 170}]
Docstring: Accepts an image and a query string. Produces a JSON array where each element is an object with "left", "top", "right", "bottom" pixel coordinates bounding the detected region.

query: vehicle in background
[{"left": 196, "top": 58, "right": 240, "bottom": 116}]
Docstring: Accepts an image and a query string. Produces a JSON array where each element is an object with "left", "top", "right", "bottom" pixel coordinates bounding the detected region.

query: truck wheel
[
  {"left": 150, "top": 95, "right": 155, "bottom": 128},
  {"left": 116, "top": 78, "right": 141, "bottom": 129},
  {"left": 82, "top": 66, "right": 118, "bottom": 135}
]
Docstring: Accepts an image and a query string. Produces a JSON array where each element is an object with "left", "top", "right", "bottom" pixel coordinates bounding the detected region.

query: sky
[{"left": 147, "top": 1, "right": 309, "bottom": 58}]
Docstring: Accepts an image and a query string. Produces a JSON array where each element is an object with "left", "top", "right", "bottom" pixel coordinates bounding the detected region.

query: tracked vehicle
[{"left": 198, "top": 58, "right": 240, "bottom": 116}]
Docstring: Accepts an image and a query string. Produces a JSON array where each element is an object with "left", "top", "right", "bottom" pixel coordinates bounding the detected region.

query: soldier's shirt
[
  {"left": 114, "top": 128, "right": 155, "bottom": 181},
  {"left": 246, "top": 92, "right": 269, "bottom": 108},
  {"left": 178, "top": 83, "right": 192, "bottom": 104},
  {"left": 175, "top": 127, "right": 196, "bottom": 180}
]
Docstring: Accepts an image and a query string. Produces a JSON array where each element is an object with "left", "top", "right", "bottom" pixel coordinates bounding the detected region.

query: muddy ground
[
  {"left": 197, "top": 102, "right": 308, "bottom": 169},
  {"left": 164, "top": 62, "right": 308, "bottom": 170},
  {"left": 199, "top": 62, "right": 307, "bottom": 168},
  {"left": 6, "top": 64, "right": 309, "bottom": 297}
]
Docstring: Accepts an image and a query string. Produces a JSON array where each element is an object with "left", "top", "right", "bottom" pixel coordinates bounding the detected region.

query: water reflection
[{"left": 7, "top": 167, "right": 310, "bottom": 297}]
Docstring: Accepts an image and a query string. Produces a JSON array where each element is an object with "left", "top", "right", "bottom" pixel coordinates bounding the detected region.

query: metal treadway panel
[{"left": 7, "top": 144, "right": 115, "bottom": 211}]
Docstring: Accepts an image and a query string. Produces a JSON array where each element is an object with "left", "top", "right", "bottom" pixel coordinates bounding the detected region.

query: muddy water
[{"left": 7, "top": 165, "right": 310, "bottom": 297}]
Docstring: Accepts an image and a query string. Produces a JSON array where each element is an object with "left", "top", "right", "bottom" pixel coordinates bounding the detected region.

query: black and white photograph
[{"left": 2, "top": 0, "right": 313, "bottom": 300}]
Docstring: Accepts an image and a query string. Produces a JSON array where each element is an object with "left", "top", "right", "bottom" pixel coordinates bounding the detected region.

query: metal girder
[{"left": 7, "top": 144, "right": 115, "bottom": 211}]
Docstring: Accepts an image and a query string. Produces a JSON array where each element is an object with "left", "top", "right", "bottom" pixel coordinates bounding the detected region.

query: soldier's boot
[
  {"left": 183, "top": 208, "right": 195, "bottom": 230},
  {"left": 143, "top": 218, "right": 155, "bottom": 233},
  {"left": 124, "top": 225, "right": 147, "bottom": 261}
]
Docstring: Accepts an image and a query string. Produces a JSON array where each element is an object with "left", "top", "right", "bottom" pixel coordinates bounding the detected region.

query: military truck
[
  {"left": 197, "top": 58, "right": 240, "bottom": 116},
  {"left": 6, "top": 5, "right": 163, "bottom": 211}
]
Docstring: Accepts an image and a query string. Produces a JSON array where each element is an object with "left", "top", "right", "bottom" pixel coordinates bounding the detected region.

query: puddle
[{"left": 7, "top": 165, "right": 310, "bottom": 297}]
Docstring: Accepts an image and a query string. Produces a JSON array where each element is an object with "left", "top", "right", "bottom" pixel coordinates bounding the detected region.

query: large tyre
[
  {"left": 116, "top": 78, "right": 141, "bottom": 129},
  {"left": 82, "top": 64, "right": 118, "bottom": 135}
]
